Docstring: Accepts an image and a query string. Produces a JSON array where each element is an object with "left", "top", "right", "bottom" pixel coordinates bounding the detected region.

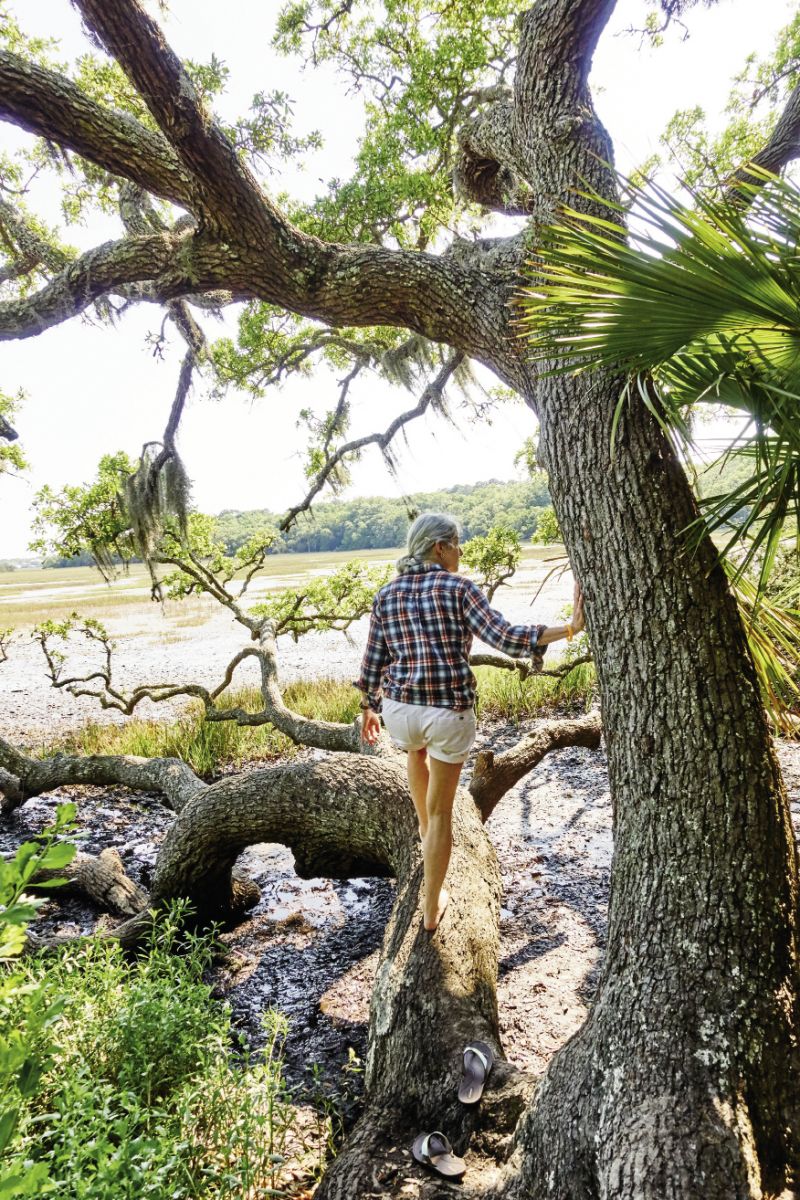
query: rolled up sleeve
[
  {"left": 462, "top": 580, "right": 547, "bottom": 659},
  {"left": 353, "top": 596, "right": 390, "bottom": 708}
]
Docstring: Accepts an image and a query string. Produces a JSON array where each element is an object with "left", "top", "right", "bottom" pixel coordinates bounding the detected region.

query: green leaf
[
  {"left": 36, "top": 842, "right": 76, "bottom": 871},
  {"left": 0, "top": 1108, "right": 19, "bottom": 1156}
]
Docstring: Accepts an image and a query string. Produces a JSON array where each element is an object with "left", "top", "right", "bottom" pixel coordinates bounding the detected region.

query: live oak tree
[{"left": 1, "top": 1, "right": 800, "bottom": 1197}]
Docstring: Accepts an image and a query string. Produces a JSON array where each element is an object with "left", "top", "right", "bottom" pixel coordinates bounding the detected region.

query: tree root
[
  {"left": 34, "top": 847, "right": 149, "bottom": 915},
  {"left": 470, "top": 711, "right": 602, "bottom": 820}
]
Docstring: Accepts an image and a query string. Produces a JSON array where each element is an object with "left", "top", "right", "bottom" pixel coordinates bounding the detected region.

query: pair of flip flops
[{"left": 411, "top": 1042, "right": 495, "bottom": 1180}]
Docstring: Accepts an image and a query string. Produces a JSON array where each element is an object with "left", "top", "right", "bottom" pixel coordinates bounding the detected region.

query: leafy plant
[
  {"left": 0, "top": 803, "right": 76, "bottom": 1197},
  {"left": 11, "top": 904, "right": 316, "bottom": 1197},
  {"left": 533, "top": 507, "right": 562, "bottom": 545},
  {"left": 521, "top": 170, "right": 800, "bottom": 593},
  {"left": 462, "top": 527, "right": 521, "bottom": 601}
]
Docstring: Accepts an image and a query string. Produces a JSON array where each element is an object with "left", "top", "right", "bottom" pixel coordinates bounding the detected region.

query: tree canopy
[{"left": 3, "top": 2, "right": 800, "bottom": 1197}]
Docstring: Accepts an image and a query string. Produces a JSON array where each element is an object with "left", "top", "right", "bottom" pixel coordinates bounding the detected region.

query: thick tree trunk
[
  {"left": 500, "top": 384, "right": 800, "bottom": 1199},
  {"left": 459, "top": 2, "right": 800, "bottom": 1193},
  {"left": 3, "top": 1, "right": 800, "bottom": 1194}
]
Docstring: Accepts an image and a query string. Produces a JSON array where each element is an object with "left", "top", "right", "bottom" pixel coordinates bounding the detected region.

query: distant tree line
[
  {"left": 43, "top": 477, "right": 553, "bottom": 566},
  {"left": 216, "top": 477, "right": 552, "bottom": 555}
]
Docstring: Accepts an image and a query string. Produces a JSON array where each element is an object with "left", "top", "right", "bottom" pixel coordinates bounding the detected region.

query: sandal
[
  {"left": 411, "top": 1130, "right": 466, "bottom": 1180},
  {"left": 458, "top": 1041, "right": 495, "bottom": 1104}
]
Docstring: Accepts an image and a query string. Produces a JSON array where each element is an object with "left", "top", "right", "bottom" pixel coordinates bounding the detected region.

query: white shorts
[{"left": 382, "top": 697, "right": 477, "bottom": 764}]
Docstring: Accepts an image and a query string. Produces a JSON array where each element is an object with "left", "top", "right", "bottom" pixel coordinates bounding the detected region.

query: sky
[{"left": 0, "top": 0, "right": 795, "bottom": 557}]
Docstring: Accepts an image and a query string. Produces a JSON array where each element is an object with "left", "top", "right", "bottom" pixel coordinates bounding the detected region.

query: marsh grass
[
  {"left": 41, "top": 667, "right": 593, "bottom": 776},
  {"left": 474, "top": 661, "right": 596, "bottom": 721},
  {"left": 44, "top": 679, "right": 361, "bottom": 775},
  {"left": 0, "top": 544, "right": 560, "bottom": 631}
]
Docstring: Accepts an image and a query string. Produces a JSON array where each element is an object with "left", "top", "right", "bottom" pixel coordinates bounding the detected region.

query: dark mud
[{"left": 4, "top": 727, "right": 799, "bottom": 1123}]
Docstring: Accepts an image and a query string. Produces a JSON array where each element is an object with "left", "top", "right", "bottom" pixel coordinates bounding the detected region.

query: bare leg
[
  {"left": 422, "top": 757, "right": 463, "bottom": 931},
  {"left": 407, "top": 748, "right": 430, "bottom": 838}
]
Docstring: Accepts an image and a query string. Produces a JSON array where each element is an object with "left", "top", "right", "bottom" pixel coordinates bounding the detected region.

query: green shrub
[
  {"left": 13, "top": 905, "right": 313, "bottom": 1197},
  {"left": 42, "top": 678, "right": 360, "bottom": 776},
  {"left": 0, "top": 803, "right": 77, "bottom": 1198}
]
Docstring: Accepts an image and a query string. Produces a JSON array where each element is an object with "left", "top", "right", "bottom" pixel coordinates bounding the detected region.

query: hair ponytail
[{"left": 396, "top": 512, "right": 461, "bottom": 574}]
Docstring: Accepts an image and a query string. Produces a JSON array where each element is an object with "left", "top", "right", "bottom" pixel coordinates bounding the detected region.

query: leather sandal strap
[
  {"left": 464, "top": 1045, "right": 489, "bottom": 1073},
  {"left": 421, "top": 1131, "right": 450, "bottom": 1158}
]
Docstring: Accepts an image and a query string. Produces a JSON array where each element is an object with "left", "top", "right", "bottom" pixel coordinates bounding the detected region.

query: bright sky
[{"left": 0, "top": 0, "right": 795, "bottom": 557}]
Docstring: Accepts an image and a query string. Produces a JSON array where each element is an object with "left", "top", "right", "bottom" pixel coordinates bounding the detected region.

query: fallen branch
[
  {"left": 35, "top": 847, "right": 148, "bottom": 916},
  {"left": 0, "top": 735, "right": 206, "bottom": 813},
  {"left": 470, "top": 711, "right": 603, "bottom": 820}
]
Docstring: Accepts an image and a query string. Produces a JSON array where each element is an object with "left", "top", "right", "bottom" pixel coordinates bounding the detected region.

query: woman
[{"left": 355, "top": 512, "right": 585, "bottom": 931}]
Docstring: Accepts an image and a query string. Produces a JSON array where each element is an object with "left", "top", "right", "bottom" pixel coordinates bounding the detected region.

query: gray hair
[{"left": 396, "top": 512, "right": 461, "bottom": 574}]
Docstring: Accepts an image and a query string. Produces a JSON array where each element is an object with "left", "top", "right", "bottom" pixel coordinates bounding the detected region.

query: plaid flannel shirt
[{"left": 354, "top": 561, "right": 547, "bottom": 711}]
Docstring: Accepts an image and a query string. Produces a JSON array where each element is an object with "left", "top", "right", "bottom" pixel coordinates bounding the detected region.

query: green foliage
[
  {"left": 0, "top": 628, "right": 14, "bottom": 664},
  {"left": 31, "top": 457, "right": 278, "bottom": 593},
  {"left": 0, "top": 391, "right": 27, "bottom": 476},
  {"left": 522, "top": 171, "right": 800, "bottom": 589},
  {"left": 647, "top": 10, "right": 800, "bottom": 191},
  {"left": 728, "top": 561, "right": 800, "bottom": 735},
  {"left": 250, "top": 560, "right": 392, "bottom": 638},
  {"left": 765, "top": 543, "right": 800, "bottom": 607},
  {"left": 31, "top": 452, "right": 137, "bottom": 574},
  {"left": 9, "top": 906, "right": 312, "bottom": 1197},
  {"left": 0, "top": 804, "right": 76, "bottom": 1198},
  {"left": 533, "top": 507, "right": 561, "bottom": 545},
  {"left": 159, "top": 520, "right": 279, "bottom": 601},
  {"left": 461, "top": 526, "right": 520, "bottom": 598},
  {"left": 216, "top": 478, "right": 553, "bottom": 556},
  {"left": 274, "top": 0, "right": 525, "bottom": 247}
]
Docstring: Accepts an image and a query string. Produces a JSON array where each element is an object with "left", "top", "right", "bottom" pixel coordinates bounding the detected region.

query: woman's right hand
[{"left": 361, "top": 709, "right": 381, "bottom": 745}]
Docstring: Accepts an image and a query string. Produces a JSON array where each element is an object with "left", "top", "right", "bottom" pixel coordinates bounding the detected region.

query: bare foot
[{"left": 423, "top": 887, "right": 449, "bottom": 932}]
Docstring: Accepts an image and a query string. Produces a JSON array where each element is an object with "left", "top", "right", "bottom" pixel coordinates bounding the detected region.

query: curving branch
[
  {"left": 32, "top": 616, "right": 377, "bottom": 755},
  {"left": 0, "top": 230, "right": 196, "bottom": 340},
  {"left": 0, "top": 19, "right": 511, "bottom": 369},
  {"left": 469, "top": 710, "right": 603, "bottom": 820},
  {"left": 0, "top": 49, "right": 194, "bottom": 209},
  {"left": 0, "top": 734, "right": 206, "bottom": 813},
  {"left": 280, "top": 351, "right": 465, "bottom": 531},
  {"left": 71, "top": 0, "right": 282, "bottom": 234},
  {"left": 0, "top": 197, "right": 71, "bottom": 282},
  {"left": 0, "top": 628, "right": 16, "bottom": 663},
  {"left": 726, "top": 82, "right": 800, "bottom": 197},
  {"left": 470, "top": 650, "right": 593, "bottom": 679}
]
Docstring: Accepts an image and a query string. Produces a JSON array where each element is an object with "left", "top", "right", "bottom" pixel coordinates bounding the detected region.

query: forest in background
[
  {"left": 22, "top": 451, "right": 754, "bottom": 569},
  {"left": 34, "top": 476, "right": 552, "bottom": 567}
]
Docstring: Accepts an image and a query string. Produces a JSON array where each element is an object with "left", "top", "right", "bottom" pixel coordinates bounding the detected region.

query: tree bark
[
  {"left": 471, "top": 712, "right": 602, "bottom": 821},
  {"left": 35, "top": 848, "right": 149, "bottom": 916},
  {"left": 2, "top": 0, "right": 800, "bottom": 1194},
  {"left": 487, "top": 5, "right": 800, "bottom": 1194}
]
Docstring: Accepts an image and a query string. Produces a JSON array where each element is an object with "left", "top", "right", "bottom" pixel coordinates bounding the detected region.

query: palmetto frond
[
  {"left": 520, "top": 169, "right": 800, "bottom": 586},
  {"left": 521, "top": 169, "right": 800, "bottom": 731}
]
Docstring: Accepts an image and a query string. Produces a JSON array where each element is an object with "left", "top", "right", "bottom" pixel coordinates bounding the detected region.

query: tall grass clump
[
  {"left": 474, "top": 656, "right": 596, "bottom": 722},
  {"left": 43, "top": 679, "right": 360, "bottom": 775},
  {"left": 7, "top": 903, "right": 317, "bottom": 1198}
]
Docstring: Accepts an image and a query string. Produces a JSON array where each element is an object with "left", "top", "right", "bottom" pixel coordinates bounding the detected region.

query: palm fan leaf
[{"left": 520, "top": 168, "right": 800, "bottom": 595}]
